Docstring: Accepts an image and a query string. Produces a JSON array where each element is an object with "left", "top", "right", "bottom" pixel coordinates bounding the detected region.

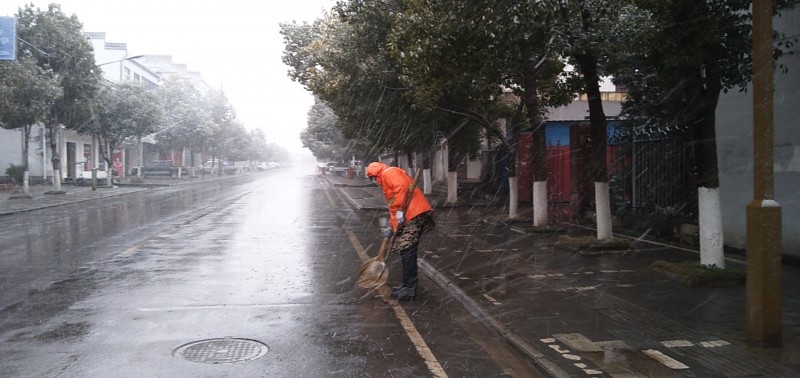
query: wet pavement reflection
[{"left": 0, "top": 167, "right": 525, "bottom": 377}]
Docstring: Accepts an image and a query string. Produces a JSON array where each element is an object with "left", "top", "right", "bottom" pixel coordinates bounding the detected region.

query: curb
[
  {"left": 0, "top": 187, "right": 148, "bottom": 217},
  {"left": 418, "top": 258, "right": 570, "bottom": 378}
]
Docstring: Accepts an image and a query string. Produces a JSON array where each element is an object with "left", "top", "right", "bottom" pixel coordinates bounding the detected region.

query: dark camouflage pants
[
  {"left": 391, "top": 211, "right": 435, "bottom": 289},
  {"left": 390, "top": 211, "right": 434, "bottom": 254}
]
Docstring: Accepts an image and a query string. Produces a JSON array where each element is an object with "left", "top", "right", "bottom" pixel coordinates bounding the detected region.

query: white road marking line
[
  {"left": 547, "top": 344, "right": 570, "bottom": 354},
  {"left": 482, "top": 294, "right": 501, "bottom": 305},
  {"left": 661, "top": 340, "right": 694, "bottom": 348},
  {"left": 700, "top": 340, "right": 730, "bottom": 348},
  {"left": 531, "top": 270, "right": 638, "bottom": 279},
  {"left": 642, "top": 349, "right": 689, "bottom": 369},
  {"left": 527, "top": 273, "right": 564, "bottom": 279},
  {"left": 562, "top": 286, "right": 597, "bottom": 292},
  {"left": 544, "top": 338, "right": 607, "bottom": 376},
  {"left": 553, "top": 333, "right": 603, "bottom": 353},
  {"left": 122, "top": 235, "right": 164, "bottom": 256},
  {"left": 574, "top": 362, "right": 604, "bottom": 375},
  {"left": 563, "top": 354, "right": 581, "bottom": 361}
]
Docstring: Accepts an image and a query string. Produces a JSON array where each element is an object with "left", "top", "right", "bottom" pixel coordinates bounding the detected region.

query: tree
[
  {"left": 202, "top": 88, "right": 237, "bottom": 175},
  {"left": 390, "top": 0, "right": 577, "bottom": 221},
  {"left": 15, "top": 4, "right": 101, "bottom": 191},
  {"left": 300, "top": 99, "right": 355, "bottom": 161},
  {"left": 617, "top": 0, "right": 798, "bottom": 267},
  {"left": 93, "top": 82, "right": 164, "bottom": 185},
  {"left": 156, "top": 77, "right": 215, "bottom": 175},
  {"left": 281, "top": 7, "right": 441, "bottom": 160},
  {"left": 0, "top": 51, "right": 62, "bottom": 193},
  {"left": 556, "top": 0, "right": 652, "bottom": 240}
]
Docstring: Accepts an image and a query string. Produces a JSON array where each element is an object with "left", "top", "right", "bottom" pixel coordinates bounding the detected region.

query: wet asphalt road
[{"left": 0, "top": 167, "right": 542, "bottom": 377}]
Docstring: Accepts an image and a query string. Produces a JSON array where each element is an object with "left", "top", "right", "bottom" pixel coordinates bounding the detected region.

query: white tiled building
[{"left": 0, "top": 31, "right": 215, "bottom": 184}]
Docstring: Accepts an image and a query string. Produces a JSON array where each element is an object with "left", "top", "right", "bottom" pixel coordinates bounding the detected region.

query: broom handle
[{"left": 388, "top": 167, "right": 422, "bottom": 254}]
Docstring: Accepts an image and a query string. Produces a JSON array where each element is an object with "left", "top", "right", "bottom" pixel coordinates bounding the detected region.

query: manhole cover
[{"left": 173, "top": 337, "right": 269, "bottom": 364}]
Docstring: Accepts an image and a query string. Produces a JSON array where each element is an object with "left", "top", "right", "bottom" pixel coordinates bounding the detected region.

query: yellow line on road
[
  {"left": 122, "top": 240, "right": 150, "bottom": 256},
  {"left": 346, "top": 229, "right": 447, "bottom": 378}
]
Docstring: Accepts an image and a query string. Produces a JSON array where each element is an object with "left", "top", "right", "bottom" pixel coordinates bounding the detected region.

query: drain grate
[{"left": 173, "top": 337, "right": 269, "bottom": 364}]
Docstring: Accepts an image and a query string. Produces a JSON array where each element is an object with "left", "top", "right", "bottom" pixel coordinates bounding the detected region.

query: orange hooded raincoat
[{"left": 366, "top": 162, "right": 432, "bottom": 231}]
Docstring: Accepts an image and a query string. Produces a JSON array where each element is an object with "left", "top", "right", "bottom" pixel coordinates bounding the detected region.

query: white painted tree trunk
[
  {"left": 423, "top": 168, "right": 432, "bottom": 195},
  {"left": 447, "top": 172, "right": 457, "bottom": 204},
  {"left": 53, "top": 169, "right": 62, "bottom": 192},
  {"left": 532, "top": 181, "right": 548, "bottom": 226},
  {"left": 23, "top": 171, "right": 30, "bottom": 196},
  {"left": 698, "top": 187, "right": 725, "bottom": 268},
  {"left": 595, "top": 182, "right": 613, "bottom": 240},
  {"left": 508, "top": 176, "right": 519, "bottom": 219}
]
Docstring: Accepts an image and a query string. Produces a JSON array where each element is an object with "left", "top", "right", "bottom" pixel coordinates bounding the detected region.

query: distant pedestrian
[{"left": 366, "top": 162, "right": 435, "bottom": 300}]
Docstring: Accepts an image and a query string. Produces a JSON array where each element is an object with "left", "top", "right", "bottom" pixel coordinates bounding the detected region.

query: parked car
[
  {"left": 328, "top": 162, "right": 349, "bottom": 176},
  {"left": 202, "top": 160, "right": 238, "bottom": 174},
  {"left": 141, "top": 160, "right": 182, "bottom": 177},
  {"left": 256, "top": 162, "right": 282, "bottom": 171}
]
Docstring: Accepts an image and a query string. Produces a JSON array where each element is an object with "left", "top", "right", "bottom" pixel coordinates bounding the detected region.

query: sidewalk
[
  {"left": 0, "top": 173, "right": 236, "bottom": 216},
  {"left": 0, "top": 183, "right": 149, "bottom": 216},
  {"left": 325, "top": 173, "right": 800, "bottom": 377}
]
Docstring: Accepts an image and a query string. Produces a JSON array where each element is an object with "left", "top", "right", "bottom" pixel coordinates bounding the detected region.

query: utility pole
[{"left": 746, "top": 0, "right": 782, "bottom": 348}]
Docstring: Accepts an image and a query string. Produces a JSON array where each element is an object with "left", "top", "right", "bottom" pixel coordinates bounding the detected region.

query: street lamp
[{"left": 96, "top": 54, "right": 144, "bottom": 67}]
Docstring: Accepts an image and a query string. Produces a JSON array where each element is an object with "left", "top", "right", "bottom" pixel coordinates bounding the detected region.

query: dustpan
[{"left": 356, "top": 237, "right": 389, "bottom": 289}]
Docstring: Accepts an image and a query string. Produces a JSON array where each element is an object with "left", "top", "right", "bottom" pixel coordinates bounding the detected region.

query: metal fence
[{"left": 610, "top": 126, "right": 696, "bottom": 217}]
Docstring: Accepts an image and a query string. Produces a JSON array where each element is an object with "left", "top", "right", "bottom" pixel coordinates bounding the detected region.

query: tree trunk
[
  {"left": 576, "top": 2, "right": 612, "bottom": 240},
  {"left": 520, "top": 40, "right": 548, "bottom": 226},
  {"left": 106, "top": 143, "right": 113, "bottom": 187},
  {"left": 692, "top": 86, "right": 723, "bottom": 267},
  {"left": 47, "top": 125, "right": 62, "bottom": 192},
  {"left": 190, "top": 148, "right": 196, "bottom": 176},
  {"left": 422, "top": 152, "right": 432, "bottom": 194},
  {"left": 503, "top": 121, "right": 519, "bottom": 218},
  {"left": 673, "top": 0, "right": 724, "bottom": 267},
  {"left": 22, "top": 125, "right": 31, "bottom": 195}
]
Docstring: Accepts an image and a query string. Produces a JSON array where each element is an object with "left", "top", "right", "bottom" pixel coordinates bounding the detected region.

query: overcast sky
[{"left": 2, "top": 0, "right": 334, "bottom": 155}]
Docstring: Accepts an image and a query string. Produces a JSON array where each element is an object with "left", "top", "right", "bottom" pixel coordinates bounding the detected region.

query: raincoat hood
[{"left": 366, "top": 162, "right": 389, "bottom": 178}]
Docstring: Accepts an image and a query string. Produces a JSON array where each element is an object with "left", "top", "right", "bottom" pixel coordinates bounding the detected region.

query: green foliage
[
  {"left": 281, "top": 4, "right": 442, "bottom": 155},
  {"left": 300, "top": 99, "right": 347, "bottom": 161},
  {"left": 0, "top": 52, "right": 62, "bottom": 131},
  {"left": 15, "top": 4, "right": 101, "bottom": 131},
  {"left": 94, "top": 82, "right": 164, "bottom": 140},
  {"left": 5, "top": 164, "right": 25, "bottom": 184},
  {"left": 156, "top": 77, "right": 215, "bottom": 152},
  {"left": 617, "top": 0, "right": 798, "bottom": 129},
  {"left": 93, "top": 81, "right": 165, "bottom": 166}
]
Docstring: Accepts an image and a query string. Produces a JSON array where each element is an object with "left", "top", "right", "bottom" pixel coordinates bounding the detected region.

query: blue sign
[{"left": 0, "top": 17, "right": 16, "bottom": 61}]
